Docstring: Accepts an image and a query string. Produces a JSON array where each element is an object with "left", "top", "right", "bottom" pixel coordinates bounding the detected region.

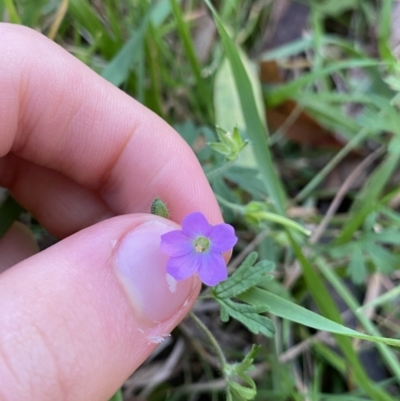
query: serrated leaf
[
  {"left": 363, "top": 229, "right": 400, "bottom": 245},
  {"left": 220, "top": 303, "right": 230, "bottom": 322},
  {"left": 367, "top": 244, "right": 398, "bottom": 274},
  {"left": 216, "top": 298, "right": 275, "bottom": 337},
  {"left": 347, "top": 246, "right": 366, "bottom": 284},
  {"left": 224, "top": 345, "right": 260, "bottom": 401},
  {"left": 213, "top": 252, "right": 274, "bottom": 299},
  {"left": 236, "top": 344, "right": 260, "bottom": 373}
]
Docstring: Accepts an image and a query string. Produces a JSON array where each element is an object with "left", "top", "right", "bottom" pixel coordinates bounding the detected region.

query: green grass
[{"left": 3, "top": 0, "right": 400, "bottom": 400}]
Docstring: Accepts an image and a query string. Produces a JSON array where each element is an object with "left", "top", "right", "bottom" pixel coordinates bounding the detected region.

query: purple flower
[{"left": 160, "top": 212, "right": 238, "bottom": 286}]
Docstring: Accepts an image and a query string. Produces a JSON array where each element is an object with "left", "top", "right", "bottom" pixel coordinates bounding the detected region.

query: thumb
[{"left": 0, "top": 215, "right": 200, "bottom": 401}]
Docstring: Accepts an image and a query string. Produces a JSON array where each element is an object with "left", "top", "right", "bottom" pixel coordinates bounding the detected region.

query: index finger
[{"left": 0, "top": 24, "right": 222, "bottom": 231}]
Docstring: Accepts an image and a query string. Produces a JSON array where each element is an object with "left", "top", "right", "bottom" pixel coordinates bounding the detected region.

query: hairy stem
[
  {"left": 189, "top": 312, "right": 227, "bottom": 367},
  {"left": 206, "top": 159, "right": 236, "bottom": 180}
]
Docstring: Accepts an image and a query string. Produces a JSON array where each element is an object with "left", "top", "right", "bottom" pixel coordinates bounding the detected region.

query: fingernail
[{"left": 115, "top": 220, "right": 195, "bottom": 323}]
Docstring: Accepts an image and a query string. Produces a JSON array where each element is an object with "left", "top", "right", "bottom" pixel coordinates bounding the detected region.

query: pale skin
[{"left": 0, "top": 24, "right": 225, "bottom": 401}]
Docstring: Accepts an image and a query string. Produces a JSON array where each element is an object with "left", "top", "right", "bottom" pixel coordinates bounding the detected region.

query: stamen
[{"left": 194, "top": 236, "right": 210, "bottom": 253}]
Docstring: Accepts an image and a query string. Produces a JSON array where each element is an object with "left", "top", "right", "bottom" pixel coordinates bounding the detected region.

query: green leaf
[
  {"left": 205, "top": 0, "right": 286, "bottom": 215},
  {"left": 4, "top": 0, "right": 21, "bottom": 24},
  {"left": 220, "top": 304, "right": 230, "bottom": 322},
  {"left": 317, "top": 256, "right": 400, "bottom": 387},
  {"left": 213, "top": 252, "right": 274, "bottom": 299},
  {"left": 216, "top": 298, "right": 275, "bottom": 337},
  {"left": 69, "top": 0, "right": 119, "bottom": 57},
  {"left": 378, "top": 0, "right": 397, "bottom": 66},
  {"left": 367, "top": 244, "right": 399, "bottom": 274},
  {"left": 214, "top": 55, "right": 266, "bottom": 134},
  {"left": 170, "top": 0, "right": 212, "bottom": 119},
  {"left": 336, "top": 137, "right": 400, "bottom": 245},
  {"left": 315, "top": 0, "right": 359, "bottom": 16},
  {"left": 238, "top": 288, "right": 400, "bottom": 347},
  {"left": 209, "top": 142, "right": 230, "bottom": 156},
  {"left": 216, "top": 126, "right": 233, "bottom": 146},
  {"left": 211, "top": 246, "right": 275, "bottom": 340},
  {"left": 228, "top": 382, "right": 256, "bottom": 400},
  {"left": 209, "top": 126, "right": 248, "bottom": 161},
  {"left": 170, "top": 0, "right": 201, "bottom": 81},
  {"left": 266, "top": 59, "right": 381, "bottom": 108},
  {"left": 233, "top": 344, "right": 260, "bottom": 381},
  {"left": 214, "top": 58, "right": 245, "bottom": 130},
  {"left": 363, "top": 228, "right": 400, "bottom": 245},
  {"left": 224, "top": 166, "right": 266, "bottom": 199},
  {"left": 347, "top": 246, "right": 366, "bottom": 284},
  {"left": 289, "top": 236, "right": 396, "bottom": 401},
  {"left": 102, "top": 0, "right": 174, "bottom": 86},
  {"left": 102, "top": 25, "right": 147, "bottom": 86},
  {"left": 225, "top": 345, "right": 260, "bottom": 401}
]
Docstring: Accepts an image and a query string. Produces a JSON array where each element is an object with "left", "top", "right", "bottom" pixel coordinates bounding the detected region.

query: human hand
[{"left": 0, "top": 24, "right": 223, "bottom": 401}]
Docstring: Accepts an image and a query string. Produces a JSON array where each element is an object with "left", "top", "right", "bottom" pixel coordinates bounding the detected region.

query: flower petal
[
  {"left": 166, "top": 252, "right": 200, "bottom": 281},
  {"left": 198, "top": 253, "right": 227, "bottom": 286},
  {"left": 209, "top": 224, "right": 238, "bottom": 253},
  {"left": 160, "top": 230, "right": 193, "bottom": 257},
  {"left": 182, "top": 212, "right": 211, "bottom": 238}
]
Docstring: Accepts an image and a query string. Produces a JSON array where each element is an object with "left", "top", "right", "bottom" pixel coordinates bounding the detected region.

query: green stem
[
  {"left": 189, "top": 312, "right": 227, "bottom": 367},
  {"left": 358, "top": 285, "right": 400, "bottom": 312},
  {"left": 215, "top": 195, "right": 245, "bottom": 214},
  {"left": 206, "top": 159, "right": 236, "bottom": 180},
  {"left": 170, "top": 0, "right": 213, "bottom": 122}
]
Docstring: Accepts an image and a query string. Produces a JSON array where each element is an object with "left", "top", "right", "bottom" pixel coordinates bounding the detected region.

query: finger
[
  {"left": 1, "top": 154, "right": 113, "bottom": 238},
  {"left": 0, "top": 214, "right": 200, "bottom": 401},
  {"left": 0, "top": 24, "right": 222, "bottom": 237},
  {"left": 0, "top": 222, "right": 39, "bottom": 273}
]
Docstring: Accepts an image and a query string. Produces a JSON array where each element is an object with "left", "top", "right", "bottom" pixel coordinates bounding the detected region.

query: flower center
[{"left": 194, "top": 236, "right": 210, "bottom": 253}]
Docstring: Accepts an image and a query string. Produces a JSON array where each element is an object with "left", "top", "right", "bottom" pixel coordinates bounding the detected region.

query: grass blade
[
  {"left": 239, "top": 287, "right": 400, "bottom": 347},
  {"left": 336, "top": 137, "right": 400, "bottom": 245},
  {"left": 68, "top": 0, "right": 119, "bottom": 57},
  {"left": 205, "top": 0, "right": 286, "bottom": 214},
  {"left": 286, "top": 236, "right": 397, "bottom": 401},
  {"left": 102, "top": 0, "right": 175, "bottom": 87},
  {"left": 295, "top": 128, "right": 369, "bottom": 202},
  {"left": 317, "top": 257, "right": 400, "bottom": 386},
  {"left": 4, "top": 0, "right": 21, "bottom": 24}
]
